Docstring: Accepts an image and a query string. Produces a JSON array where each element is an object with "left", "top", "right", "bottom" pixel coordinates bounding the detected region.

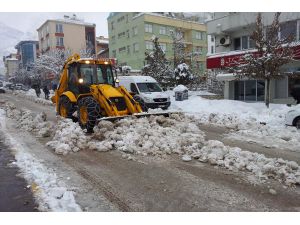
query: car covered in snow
[
  {"left": 285, "top": 105, "right": 300, "bottom": 129},
  {"left": 118, "top": 75, "right": 171, "bottom": 111}
]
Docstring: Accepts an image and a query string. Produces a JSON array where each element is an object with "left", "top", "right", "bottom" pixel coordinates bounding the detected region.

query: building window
[
  {"left": 211, "top": 46, "right": 214, "bottom": 54},
  {"left": 211, "top": 36, "right": 214, "bottom": 42},
  {"left": 126, "top": 14, "right": 129, "bottom": 23},
  {"left": 145, "top": 24, "right": 153, "bottom": 33},
  {"left": 196, "top": 31, "right": 202, "bottom": 40},
  {"left": 119, "top": 46, "right": 126, "bottom": 53},
  {"left": 159, "top": 26, "right": 166, "bottom": 35},
  {"left": 288, "top": 77, "right": 300, "bottom": 97},
  {"left": 117, "top": 16, "right": 125, "bottom": 23},
  {"left": 47, "top": 38, "right": 50, "bottom": 47},
  {"left": 234, "top": 37, "right": 241, "bottom": 50},
  {"left": 280, "top": 20, "right": 297, "bottom": 40},
  {"left": 118, "top": 32, "right": 125, "bottom": 39},
  {"left": 160, "top": 43, "right": 166, "bottom": 52},
  {"left": 127, "top": 45, "right": 130, "bottom": 54},
  {"left": 241, "top": 36, "right": 248, "bottom": 49},
  {"left": 195, "top": 46, "right": 203, "bottom": 54},
  {"left": 46, "top": 25, "right": 49, "bottom": 34},
  {"left": 111, "top": 36, "right": 116, "bottom": 44},
  {"left": 112, "top": 50, "right": 116, "bottom": 58},
  {"left": 126, "top": 30, "right": 130, "bottom": 38},
  {"left": 56, "top": 37, "right": 64, "bottom": 46},
  {"left": 133, "top": 43, "right": 139, "bottom": 52},
  {"left": 111, "top": 21, "right": 115, "bottom": 30},
  {"left": 133, "top": 26, "right": 138, "bottom": 36},
  {"left": 145, "top": 41, "right": 153, "bottom": 50},
  {"left": 56, "top": 24, "right": 63, "bottom": 33}
]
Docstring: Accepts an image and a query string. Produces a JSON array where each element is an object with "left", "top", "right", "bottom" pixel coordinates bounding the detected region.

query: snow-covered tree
[
  {"left": 232, "top": 12, "right": 295, "bottom": 107},
  {"left": 171, "top": 28, "right": 186, "bottom": 67},
  {"left": 142, "top": 36, "right": 174, "bottom": 87},
  {"left": 33, "top": 49, "right": 72, "bottom": 80},
  {"left": 174, "top": 63, "right": 193, "bottom": 85}
]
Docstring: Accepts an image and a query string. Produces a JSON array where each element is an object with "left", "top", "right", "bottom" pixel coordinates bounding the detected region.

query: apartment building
[
  {"left": 37, "top": 15, "right": 96, "bottom": 55},
  {"left": 15, "top": 40, "right": 38, "bottom": 70},
  {"left": 206, "top": 12, "right": 300, "bottom": 104},
  {"left": 107, "top": 12, "right": 207, "bottom": 73},
  {"left": 3, "top": 53, "right": 19, "bottom": 80},
  {"left": 96, "top": 36, "right": 109, "bottom": 58}
]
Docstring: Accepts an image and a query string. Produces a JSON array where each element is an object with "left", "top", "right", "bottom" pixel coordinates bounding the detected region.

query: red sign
[{"left": 207, "top": 44, "right": 300, "bottom": 69}]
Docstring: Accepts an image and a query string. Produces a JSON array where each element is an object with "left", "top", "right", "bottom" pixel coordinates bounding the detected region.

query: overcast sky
[{"left": 0, "top": 12, "right": 109, "bottom": 38}]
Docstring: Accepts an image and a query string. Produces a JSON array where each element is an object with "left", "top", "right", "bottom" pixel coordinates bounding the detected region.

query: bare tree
[{"left": 233, "top": 12, "right": 295, "bottom": 107}]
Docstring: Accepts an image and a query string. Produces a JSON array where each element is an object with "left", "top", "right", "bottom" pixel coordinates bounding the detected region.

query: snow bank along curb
[
  {"left": 47, "top": 114, "right": 300, "bottom": 186},
  {"left": 4, "top": 102, "right": 53, "bottom": 137},
  {"left": 0, "top": 109, "right": 81, "bottom": 211},
  {"left": 191, "top": 140, "right": 300, "bottom": 186},
  {"left": 170, "top": 96, "right": 300, "bottom": 152},
  {"left": 13, "top": 89, "right": 54, "bottom": 106}
]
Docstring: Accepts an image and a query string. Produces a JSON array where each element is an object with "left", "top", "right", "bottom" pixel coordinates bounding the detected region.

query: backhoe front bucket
[{"left": 97, "top": 112, "right": 173, "bottom": 123}]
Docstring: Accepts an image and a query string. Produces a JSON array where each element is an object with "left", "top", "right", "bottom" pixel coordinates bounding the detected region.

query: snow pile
[
  {"left": 92, "top": 114, "right": 206, "bottom": 156},
  {"left": 4, "top": 102, "right": 53, "bottom": 137},
  {"left": 46, "top": 118, "right": 90, "bottom": 155},
  {"left": 47, "top": 114, "right": 206, "bottom": 157},
  {"left": 226, "top": 124, "right": 300, "bottom": 152},
  {"left": 0, "top": 109, "right": 81, "bottom": 212},
  {"left": 170, "top": 96, "right": 300, "bottom": 152},
  {"left": 13, "top": 89, "right": 54, "bottom": 106},
  {"left": 191, "top": 140, "right": 300, "bottom": 185}
]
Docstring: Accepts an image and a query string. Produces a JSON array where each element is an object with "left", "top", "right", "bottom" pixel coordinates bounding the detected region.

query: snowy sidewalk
[{"left": 0, "top": 135, "right": 37, "bottom": 211}]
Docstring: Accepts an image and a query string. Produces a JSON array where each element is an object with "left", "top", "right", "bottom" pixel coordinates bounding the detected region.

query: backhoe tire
[
  {"left": 59, "top": 96, "right": 76, "bottom": 119},
  {"left": 133, "top": 96, "right": 148, "bottom": 112},
  {"left": 77, "top": 97, "right": 101, "bottom": 133}
]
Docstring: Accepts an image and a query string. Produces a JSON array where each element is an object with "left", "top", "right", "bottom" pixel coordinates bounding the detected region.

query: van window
[
  {"left": 130, "top": 83, "right": 139, "bottom": 93},
  {"left": 137, "top": 83, "right": 162, "bottom": 92}
]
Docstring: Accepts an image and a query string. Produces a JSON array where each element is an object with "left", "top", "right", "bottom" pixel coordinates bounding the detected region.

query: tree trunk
[{"left": 265, "top": 78, "right": 270, "bottom": 108}]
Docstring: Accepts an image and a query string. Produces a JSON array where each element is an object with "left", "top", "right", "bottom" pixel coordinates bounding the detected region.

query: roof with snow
[{"left": 37, "top": 18, "right": 95, "bottom": 31}]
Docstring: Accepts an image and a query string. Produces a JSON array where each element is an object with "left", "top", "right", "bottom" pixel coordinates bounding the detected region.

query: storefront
[{"left": 207, "top": 44, "right": 300, "bottom": 104}]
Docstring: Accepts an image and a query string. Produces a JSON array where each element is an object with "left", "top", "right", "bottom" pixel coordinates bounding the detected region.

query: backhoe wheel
[
  {"left": 77, "top": 97, "right": 101, "bottom": 133},
  {"left": 133, "top": 96, "right": 148, "bottom": 112},
  {"left": 59, "top": 96, "right": 76, "bottom": 119}
]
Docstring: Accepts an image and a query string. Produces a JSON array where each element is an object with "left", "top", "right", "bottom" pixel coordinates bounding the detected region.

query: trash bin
[
  {"left": 175, "top": 91, "right": 184, "bottom": 101},
  {"left": 175, "top": 90, "right": 188, "bottom": 101},
  {"left": 174, "top": 85, "right": 189, "bottom": 101}
]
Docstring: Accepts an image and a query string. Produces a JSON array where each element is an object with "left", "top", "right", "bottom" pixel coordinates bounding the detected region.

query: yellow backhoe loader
[{"left": 52, "top": 54, "right": 169, "bottom": 132}]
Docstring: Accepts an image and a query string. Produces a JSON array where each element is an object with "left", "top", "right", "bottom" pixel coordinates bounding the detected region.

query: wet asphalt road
[{"left": 0, "top": 136, "right": 37, "bottom": 212}]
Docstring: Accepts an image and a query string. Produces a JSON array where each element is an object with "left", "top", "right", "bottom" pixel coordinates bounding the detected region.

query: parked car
[
  {"left": 118, "top": 75, "right": 171, "bottom": 111},
  {"left": 5, "top": 83, "right": 15, "bottom": 90},
  {"left": 285, "top": 105, "right": 300, "bottom": 129}
]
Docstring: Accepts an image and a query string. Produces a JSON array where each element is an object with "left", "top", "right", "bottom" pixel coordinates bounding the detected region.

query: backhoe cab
[{"left": 52, "top": 54, "right": 143, "bottom": 132}]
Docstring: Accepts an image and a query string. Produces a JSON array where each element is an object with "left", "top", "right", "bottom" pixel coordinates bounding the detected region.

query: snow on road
[
  {"left": 46, "top": 112, "right": 300, "bottom": 185},
  {"left": 0, "top": 109, "right": 81, "bottom": 211},
  {"left": 13, "top": 89, "right": 54, "bottom": 106},
  {"left": 169, "top": 94, "right": 300, "bottom": 152}
]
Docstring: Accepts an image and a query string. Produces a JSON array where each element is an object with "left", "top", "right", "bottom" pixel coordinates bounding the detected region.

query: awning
[{"left": 216, "top": 73, "right": 236, "bottom": 81}]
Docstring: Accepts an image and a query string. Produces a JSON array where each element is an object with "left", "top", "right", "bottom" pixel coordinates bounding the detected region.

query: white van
[{"left": 118, "top": 75, "right": 171, "bottom": 110}]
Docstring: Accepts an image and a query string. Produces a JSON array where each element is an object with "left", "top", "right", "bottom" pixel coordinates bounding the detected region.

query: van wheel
[
  {"left": 77, "top": 97, "right": 101, "bottom": 133},
  {"left": 293, "top": 117, "right": 300, "bottom": 129},
  {"left": 59, "top": 96, "right": 75, "bottom": 118},
  {"left": 133, "top": 96, "right": 148, "bottom": 112}
]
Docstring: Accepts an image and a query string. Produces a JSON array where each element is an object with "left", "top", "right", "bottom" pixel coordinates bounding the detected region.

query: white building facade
[{"left": 206, "top": 12, "right": 300, "bottom": 104}]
